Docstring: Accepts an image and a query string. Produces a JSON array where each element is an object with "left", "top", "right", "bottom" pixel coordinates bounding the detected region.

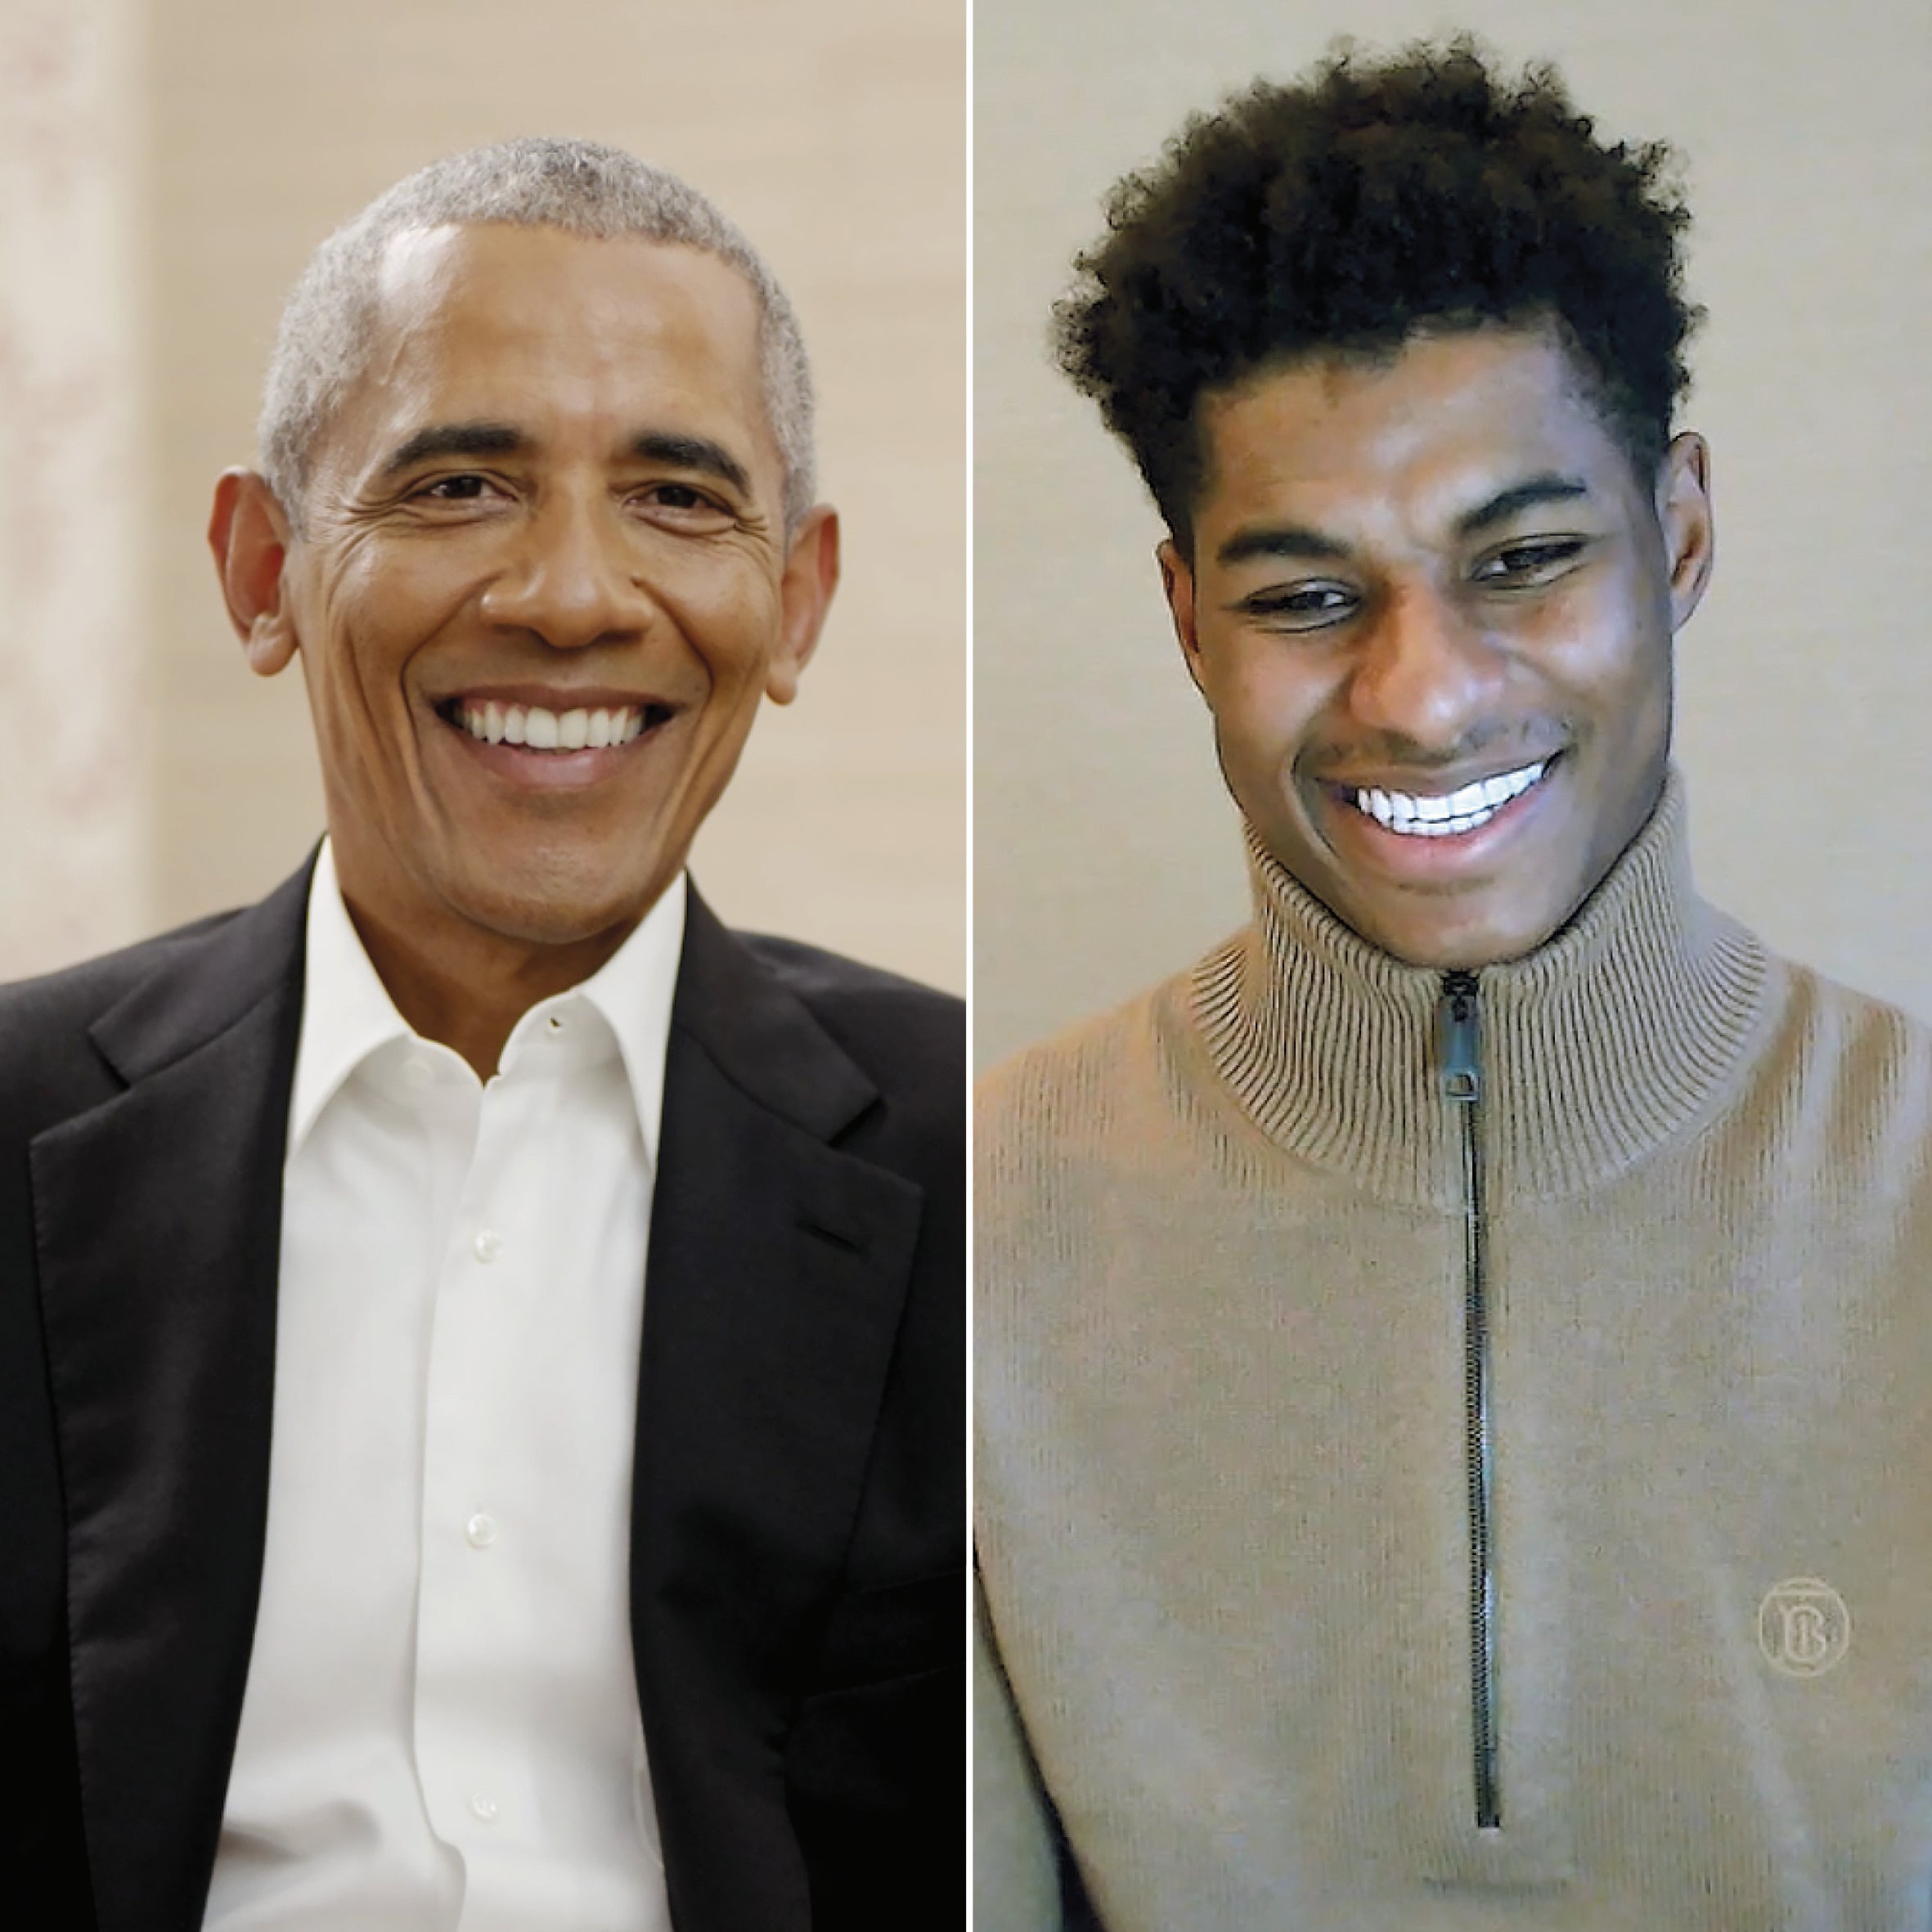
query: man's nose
[
  {"left": 479, "top": 494, "right": 653, "bottom": 649},
  {"left": 1345, "top": 582, "right": 1503, "bottom": 748}
]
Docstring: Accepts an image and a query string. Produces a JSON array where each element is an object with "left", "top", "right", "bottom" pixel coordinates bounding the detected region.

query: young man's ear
[
  {"left": 209, "top": 470, "right": 300, "bottom": 676},
  {"left": 1656, "top": 431, "right": 1715, "bottom": 634},
  {"left": 1157, "top": 538, "right": 1208, "bottom": 697}
]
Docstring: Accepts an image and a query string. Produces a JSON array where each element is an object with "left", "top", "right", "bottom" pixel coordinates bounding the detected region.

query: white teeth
[
  {"left": 1351, "top": 760, "right": 1547, "bottom": 838},
  {"left": 457, "top": 700, "right": 648, "bottom": 751}
]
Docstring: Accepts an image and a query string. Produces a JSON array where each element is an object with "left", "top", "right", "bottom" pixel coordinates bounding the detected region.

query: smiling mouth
[
  {"left": 438, "top": 698, "right": 674, "bottom": 752},
  {"left": 1343, "top": 757, "right": 1552, "bottom": 838}
]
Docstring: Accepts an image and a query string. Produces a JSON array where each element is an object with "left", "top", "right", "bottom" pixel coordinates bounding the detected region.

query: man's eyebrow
[
  {"left": 377, "top": 422, "right": 528, "bottom": 479},
  {"left": 373, "top": 425, "right": 755, "bottom": 502},
  {"left": 1215, "top": 523, "right": 1353, "bottom": 569},
  {"left": 627, "top": 431, "right": 753, "bottom": 499},
  {"left": 1213, "top": 474, "right": 1596, "bottom": 570},
  {"left": 1455, "top": 474, "right": 1591, "bottom": 536}
]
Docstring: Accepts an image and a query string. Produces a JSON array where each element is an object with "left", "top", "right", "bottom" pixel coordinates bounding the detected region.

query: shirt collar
[
  {"left": 288, "top": 839, "right": 686, "bottom": 1166},
  {"left": 287, "top": 839, "right": 413, "bottom": 1160},
  {"left": 528, "top": 870, "right": 685, "bottom": 1166}
]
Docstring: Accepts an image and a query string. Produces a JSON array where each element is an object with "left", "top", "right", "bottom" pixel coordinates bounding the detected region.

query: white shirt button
[
  {"left": 470, "top": 1792, "right": 499, "bottom": 1823},
  {"left": 546, "top": 1013, "right": 565, "bottom": 1033},
  {"left": 465, "top": 1512, "right": 498, "bottom": 1548},
  {"left": 472, "top": 1229, "right": 502, "bottom": 1263},
  {"left": 403, "top": 1055, "right": 434, "bottom": 1088}
]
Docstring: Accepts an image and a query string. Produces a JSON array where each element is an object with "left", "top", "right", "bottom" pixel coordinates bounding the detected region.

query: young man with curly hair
[{"left": 976, "top": 41, "right": 1932, "bottom": 1929}]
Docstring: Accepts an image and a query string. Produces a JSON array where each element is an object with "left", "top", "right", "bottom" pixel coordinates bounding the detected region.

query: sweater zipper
[{"left": 1439, "top": 968, "right": 1500, "bottom": 1830}]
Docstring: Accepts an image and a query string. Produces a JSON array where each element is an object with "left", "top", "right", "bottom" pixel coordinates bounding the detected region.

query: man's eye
[
  {"left": 641, "top": 483, "right": 726, "bottom": 514},
  {"left": 1240, "top": 583, "right": 1357, "bottom": 629},
  {"left": 419, "top": 474, "right": 495, "bottom": 501},
  {"left": 1474, "top": 538, "right": 1585, "bottom": 582},
  {"left": 636, "top": 483, "right": 735, "bottom": 528}
]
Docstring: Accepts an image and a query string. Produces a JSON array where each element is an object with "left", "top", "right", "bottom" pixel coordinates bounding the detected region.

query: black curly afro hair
[{"left": 1055, "top": 38, "right": 1702, "bottom": 551}]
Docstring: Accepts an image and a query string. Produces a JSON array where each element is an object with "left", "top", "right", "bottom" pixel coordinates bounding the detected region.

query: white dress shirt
[{"left": 204, "top": 841, "right": 685, "bottom": 1931}]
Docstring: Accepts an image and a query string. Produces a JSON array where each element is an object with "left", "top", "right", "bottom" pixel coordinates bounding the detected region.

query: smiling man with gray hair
[{"left": 0, "top": 138, "right": 962, "bottom": 1931}]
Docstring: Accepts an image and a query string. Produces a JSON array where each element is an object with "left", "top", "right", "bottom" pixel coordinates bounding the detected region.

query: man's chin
[
  {"left": 432, "top": 857, "right": 676, "bottom": 952},
  {"left": 1319, "top": 878, "right": 1575, "bottom": 973}
]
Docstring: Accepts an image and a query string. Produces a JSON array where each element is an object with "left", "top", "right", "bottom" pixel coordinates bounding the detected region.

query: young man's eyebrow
[
  {"left": 1215, "top": 523, "right": 1352, "bottom": 569},
  {"left": 1213, "top": 474, "right": 1594, "bottom": 571},
  {"left": 627, "top": 431, "right": 753, "bottom": 499},
  {"left": 1455, "top": 474, "right": 1591, "bottom": 537},
  {"left": 376, "top": 422, "right": 528, "bottom": 479}
]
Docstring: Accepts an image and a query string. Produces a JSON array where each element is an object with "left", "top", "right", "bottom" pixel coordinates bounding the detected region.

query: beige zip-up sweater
[{"left": 976, "top": 779, "right": 1932, "bottom": 1930}]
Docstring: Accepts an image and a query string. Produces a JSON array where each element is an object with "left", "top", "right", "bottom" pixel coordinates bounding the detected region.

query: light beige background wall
[
  {"left": 976, "top": 0, "right": 1930, "bottom": 1067},
  {"left": 5, "top": 0, "right": 964, "bottom": 991},
  {"left": 0, "top": 0, "right": 147, "bottom": 977}
]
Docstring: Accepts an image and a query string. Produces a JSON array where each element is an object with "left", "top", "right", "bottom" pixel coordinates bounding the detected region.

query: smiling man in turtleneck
[{"left": 975, "top": 42, "right": 1932, "bottom": 1930}]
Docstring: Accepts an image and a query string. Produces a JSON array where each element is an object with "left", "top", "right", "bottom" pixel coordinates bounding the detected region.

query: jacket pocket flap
[{"left": 811, "top": 1568, "right": 964, "bottom": 1691}]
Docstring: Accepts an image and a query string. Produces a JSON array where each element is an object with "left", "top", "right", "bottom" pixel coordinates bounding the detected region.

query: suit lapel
[
  {"left": 631, "top": 893, "right": 926, "bottom": 1931},
  {"left": 32, "top": 869, "right": 919, "bottom": 1932},
  {"left": 32, "top": 869, "right": 308, "bottom": 1932}
]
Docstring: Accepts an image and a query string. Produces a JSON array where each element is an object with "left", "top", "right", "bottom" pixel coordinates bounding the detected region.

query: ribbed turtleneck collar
[{"left": 1188, "top": 771, "right": 1772, "bottom": 1206}]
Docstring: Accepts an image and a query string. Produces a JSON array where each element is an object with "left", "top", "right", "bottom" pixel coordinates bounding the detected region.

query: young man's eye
[
  {"left": 1240, "top": 583, "right": 1357, "bottom": 628},
  {"left": 1475, "top": 538, "right": 1586, "bottom": 582}
]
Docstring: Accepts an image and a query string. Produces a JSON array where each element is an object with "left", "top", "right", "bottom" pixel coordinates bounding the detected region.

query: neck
[{"left": 337, "top": 882, "right": 640, "bottom": 1080}]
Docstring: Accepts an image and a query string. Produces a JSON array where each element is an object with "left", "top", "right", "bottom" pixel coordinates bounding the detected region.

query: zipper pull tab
[{"left": 1439, "top": 969, "right": 1481, "bottom": 1103}]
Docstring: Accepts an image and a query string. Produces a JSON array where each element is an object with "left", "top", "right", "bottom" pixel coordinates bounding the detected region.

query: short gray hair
[{"left": 258, "top": 137, "right": 815, "bottom": 532}]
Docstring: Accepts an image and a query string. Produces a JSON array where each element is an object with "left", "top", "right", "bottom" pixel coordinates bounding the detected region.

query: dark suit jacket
[{"left": 0, "top": 860, "right": 964, "bottom": 1930}]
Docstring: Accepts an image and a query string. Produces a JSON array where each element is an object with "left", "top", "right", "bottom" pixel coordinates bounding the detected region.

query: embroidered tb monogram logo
[{"left": 1757, "top": 1578, "right": 1851, "bottom": 1678}]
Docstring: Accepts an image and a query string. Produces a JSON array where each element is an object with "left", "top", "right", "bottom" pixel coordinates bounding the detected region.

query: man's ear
[
  {"left": 209, "top": 469, "right": 300, "bottom": 676},
  {"left": 1656, "top": 431, "right": 1715, "bottom": 634},
  {"left": 1157, "top": 538, "right": 1208, "bottom": 696},
  {"left": 766, "top": 503, "right": 840, "bottom": 705}
]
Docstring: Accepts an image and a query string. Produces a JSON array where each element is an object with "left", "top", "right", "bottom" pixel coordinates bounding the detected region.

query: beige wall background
[
  {"left": 0, "top": 0, "right": 147, "bottom": 976},
  {"left": 4, "top": 0, "right": 964, "bottom": 992},
  {"left": 976, "top": 0, "right": 1931, "bottom": 1067}
]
